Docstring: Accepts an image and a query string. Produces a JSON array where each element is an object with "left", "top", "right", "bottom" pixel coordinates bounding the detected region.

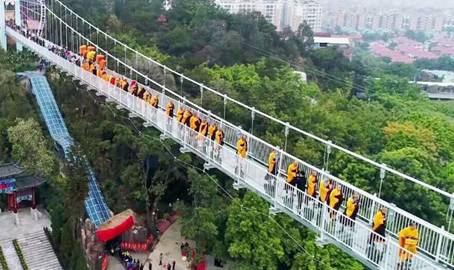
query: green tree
[
  {"left": 225, "top": 192, "right": 285, "bottom": 269},
  {"left": 7, "top": 118, "right": 56, "bottom": 177}
]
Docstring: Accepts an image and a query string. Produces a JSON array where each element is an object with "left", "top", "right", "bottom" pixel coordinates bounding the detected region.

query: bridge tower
[{"left": 0, "top": 0, "right": 6, "bottom": 50}]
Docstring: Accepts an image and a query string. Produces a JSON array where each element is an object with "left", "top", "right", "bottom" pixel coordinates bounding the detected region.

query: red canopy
[{"left": 96, "top": 209, "right": 135, "bottom": 242}]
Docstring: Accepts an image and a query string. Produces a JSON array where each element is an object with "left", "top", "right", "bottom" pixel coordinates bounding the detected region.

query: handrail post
[
  {"left": 284, "top": 122, "right": 289, "bottom": 152},
  {"left": 369, "top": 193, "right": 377, "bottom": 225},
  {"left": 323, "top": 140, "right": 332, "bottom": 171},
  {"left": 251, "top": 107, "right": 255, "bottom": 136},
  {"left": 223, "top": 94, "right": 227, "bottom": 119},
  {"left": 379, "top": 164, "right": 386, "bottom": 198},
  {"left": 200, "top": 84, "right": 204, "bottom": 106},
  {"left": 435, "top": 226, "right": 445, "bottom": 262}
]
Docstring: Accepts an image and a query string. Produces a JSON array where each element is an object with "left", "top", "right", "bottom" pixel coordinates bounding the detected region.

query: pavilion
[{"left": 0, "top": 163, "right": 45, "bottom": 213}]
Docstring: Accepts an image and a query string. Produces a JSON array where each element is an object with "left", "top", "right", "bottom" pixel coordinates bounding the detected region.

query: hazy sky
[{"left": 320, "top": 0, "right": 454, "bottom": 9}]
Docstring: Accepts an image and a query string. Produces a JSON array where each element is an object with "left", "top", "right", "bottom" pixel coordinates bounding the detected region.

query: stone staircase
[
  {"left": 0, "top": 239, "right": 22, "bottom": 270},
  {"left": 16, "top": 231, "right": 63, "bottom": 270}
]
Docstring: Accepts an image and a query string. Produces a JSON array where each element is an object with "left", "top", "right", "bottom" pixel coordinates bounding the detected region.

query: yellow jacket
[
  {"left": 149, "top": 96, "right": 159, "bottom": 108},
  {"left": 372, "top": 210, "right": 386, "bottom": 237},
  {"left": 287, "top": 162, "right": 298, "bottom": 183},
  {"left": 236, "top": 138, "right": 247, "bottom": 158},
  {"left": 182, "top": 110, "right": 192, "bottom": 126},
  {"left": 307, "top": 174, "right": 317, "bottom": 197},
  {"left": 176, "top": 108, "right": 184, "bottom": 123},
  {"left": 199, "top": 121, "right": 208, "bottom": 137},
  {"left": 87, "top": 51, "right": 96, "bottom": 62},
  {"left": 344, "top": 197, "right": 358, "bottom": 219},
  {"left": 215, "top": 129, "right": 224, "bottom": 145},
  {"left": 399, "top": 226, "right": 419, "bottom": 258},
  {"left": 329, "top": 187, "right": 343, "bottom": 210},
  {"left": 208, "top": 124, "right": 217, "bottom": 140},
  {"left": 319, "top": 182, "right": 330, "bottom": 203},
  {"left": 190, "top": 116, "right": 200, "bottom": 130},
  {"left": 166, "top": 102, "right": 174, "bottom": 117},
  {"left": 268, "top": 151, "right": 277, "bottom": 174}
]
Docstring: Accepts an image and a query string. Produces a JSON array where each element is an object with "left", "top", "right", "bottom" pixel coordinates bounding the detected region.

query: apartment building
[{"left": 213, "top": 0, "right": 323, "bottom": 32}]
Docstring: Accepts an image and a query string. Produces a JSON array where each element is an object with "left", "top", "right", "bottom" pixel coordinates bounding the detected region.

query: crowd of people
[
  {"left": 268, "top": 154, "right": 419, "bottom": 269},
  {"left": 10, "top": 22, "right": 422, "bottom": 269}
]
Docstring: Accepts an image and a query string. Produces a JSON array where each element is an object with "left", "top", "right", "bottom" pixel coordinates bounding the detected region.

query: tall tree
[{"left": 7, "top": 118, "right": 56, "bottom": 177}]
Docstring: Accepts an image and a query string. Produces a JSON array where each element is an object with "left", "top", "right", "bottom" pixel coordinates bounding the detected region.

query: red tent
[{"left": 96, "top": 209, "right": 135, "bottom": 242}]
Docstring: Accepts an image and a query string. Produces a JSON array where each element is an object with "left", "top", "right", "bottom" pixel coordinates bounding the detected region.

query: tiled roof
[
  {"left": 15, "top": 175, "right": 45, "bottom": 190},
  {"left": 0, "top": 163, "right": 24, "bottom": 178}
]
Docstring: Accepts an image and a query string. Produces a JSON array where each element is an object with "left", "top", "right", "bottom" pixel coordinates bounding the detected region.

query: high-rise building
[
  {"left": 324, "top": 7, "right": 454, "bottom": 33},
  {"left": 213, "top": 0, "right": 323, "bottom": 32}
]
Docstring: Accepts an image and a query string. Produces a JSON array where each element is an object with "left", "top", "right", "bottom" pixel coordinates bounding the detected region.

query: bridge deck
[{"left": 6, "top": 28, "right": 449, "bottom": 269}]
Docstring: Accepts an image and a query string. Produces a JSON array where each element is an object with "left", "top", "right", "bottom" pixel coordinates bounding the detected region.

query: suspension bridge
[{"left": 2, "top": 0, "right": 454, "bottom": 269}]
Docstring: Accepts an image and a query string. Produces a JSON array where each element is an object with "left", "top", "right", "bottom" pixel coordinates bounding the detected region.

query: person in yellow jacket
[
  {"left": 306, "top": 170, "right": 318, "bottom": 198},
  {"left": 197, "top": 119, "right": 209, "bottom": 151},
  {"left": 319, "top": 179, "right": 333, "bottom": 203},
  {"left": 398, "top": 223, "right": 419, "bottom": 269},
  {"left": 367, "top": 208, "right": 387, "bottom": 263},
  {"left": 287, "top": 161, "right": 299, "bottom": 185},
  {"left": 176, "top": 107, "right": 184, "bottom": 124},
  {"left": 87, "top": 50, "right": 96, "bottom": 62},
  {"left": 79, "top": 45, "right": 87, "bottom": 58},
  {"left": 267, "top": 150, "right": 278, "bottom": 178},
  {"left": 182, "top": 110, "right": 192, "bottom": 127},
  {"left": 264, "top": 150, "right": 278, "bottom": 195},
  {"left": 329, "top": 184, "right": 343, "bottom": 218},
  {"left": 214, "top": 128, "right": 224, "bottom": 162},
  {"left": 166, "top": 101, "right": 175, "bottom": 118},
  {"left": 198, "top": 119, "right": 208, "bottom": 137},
  {"left": 149, "top": 95, "right": 159, "bottom": 108},
  {"left": 208, "top": 123, "right": 217, "bottom": 141},
  {"left": 190, "top": 114, "right": 201, "bottom": 131},
  {"left": 342, "top": 192, "right": 359, "bottom": 227},
  {"left": 235, "top": 135, "right": 248, "bottom": 176}
]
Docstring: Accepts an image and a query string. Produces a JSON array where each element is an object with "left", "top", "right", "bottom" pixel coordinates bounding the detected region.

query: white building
[{"left": 213, "top": 0, "right": 322, "bottom": 32}]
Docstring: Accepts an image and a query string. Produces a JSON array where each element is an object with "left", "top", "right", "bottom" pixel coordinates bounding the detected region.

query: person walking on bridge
[
  {"left": 214, "top": 128, "right": 224, "bottom": 163},
  {"left": 397, "top": 222, "right": 419, "bottom": 270},
  {"left": 265, "top": 150, "right": 278, "bottom": 196},
  {"left": 235, "top": 135, "right": 248, "bottom": 177},
  {"left": 367, "top": 207, "right": 387, "bottom": 264}
]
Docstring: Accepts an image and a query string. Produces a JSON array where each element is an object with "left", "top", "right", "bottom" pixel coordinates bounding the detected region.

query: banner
[{"left": 0, "top": 178, "right": 16, "bottom": 193}]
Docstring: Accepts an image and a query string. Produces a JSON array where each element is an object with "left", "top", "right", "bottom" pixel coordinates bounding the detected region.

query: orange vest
[
  {"left": 176, "top": 108, "right": 184, "bottom": 123},
  {"left": 190, "top": 116, "right": 201, "bottom": 130},
  {"left": 268, "top": 151, "right": 277, "bottom": 174},
  {"left": 79, "top": 45, "right": 87, "bottom": 57},
  {"left": 208, "top": 124, "right": 217, "bottom": 140},
  {"left": 166, "top": 102, "right": 174, "bottom": 118},
  {"left": 215, "top": 130, "right": 224, "bottom": 145},
  {"left": 182, "top": 110, "right": 192, "bottom": 126},
  {"left": 329, "top": 187, "right": 343, "bottom": 210},
  {"left": 236, "top": 138, "right": 247, "bottom": 158},
  {"left": 149, "top": 96, "right": 159, "bottom": 108},
  {"left": 198, "top": 121, "right": 208, "bottom": 136},
  {"left": 307, "top": 174, "right": 317, "bottom": 197},
  {"left": 287, "top": 162, "right": 298, "bottom": 183}
]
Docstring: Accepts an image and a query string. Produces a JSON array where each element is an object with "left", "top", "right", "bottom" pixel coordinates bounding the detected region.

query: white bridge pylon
[{"left": 4, "top": 0, "right": 454, "bottom": 269}]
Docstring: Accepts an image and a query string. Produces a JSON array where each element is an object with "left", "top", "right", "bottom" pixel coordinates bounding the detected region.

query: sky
[{"left": 320, "top": 0, "right": 454, "bottom": 9}]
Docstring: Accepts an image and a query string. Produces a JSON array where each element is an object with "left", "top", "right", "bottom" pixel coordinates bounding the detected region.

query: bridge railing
[
  {"left": 8, "top": 23, "right": 454, "bottom": 268},
  {"left": 44, "top": 0, "right": 454, "bottom": 224}
]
